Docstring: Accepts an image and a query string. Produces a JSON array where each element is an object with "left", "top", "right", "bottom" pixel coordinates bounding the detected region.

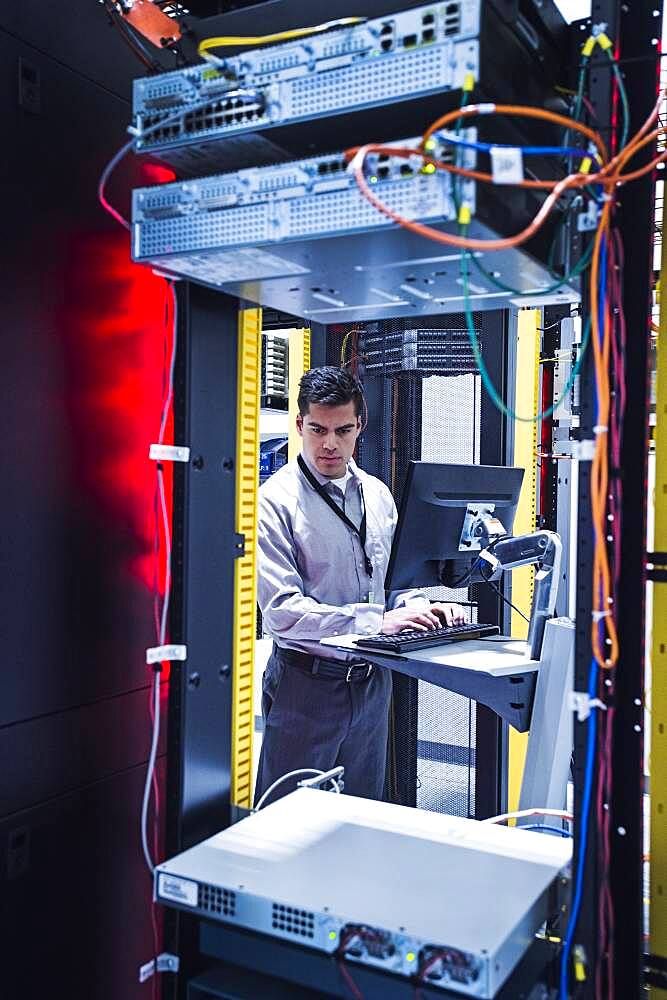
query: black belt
[{"left": 273, "top": 644, "right": 374, "bottom": 683}]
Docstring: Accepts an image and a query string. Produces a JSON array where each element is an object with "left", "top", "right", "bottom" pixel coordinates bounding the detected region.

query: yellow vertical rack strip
[
  {"left": 508, "top": 308, "right": 541, "bottom": 813},
  {"left": 650, "top": 228, "right": 667, "bottom": 991},
  {"left": 288, "top": 327, "right": 311, "bottom": 461},
  {"left": 232, "top": 307, "right": 262, "bottom": 809}
]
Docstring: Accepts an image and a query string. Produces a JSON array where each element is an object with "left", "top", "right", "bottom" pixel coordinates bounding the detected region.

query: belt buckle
[{"left": 346, "top": 662, "right": 373, "bottom": 682}]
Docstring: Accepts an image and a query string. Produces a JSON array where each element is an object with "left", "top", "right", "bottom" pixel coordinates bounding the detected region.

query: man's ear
[{"left": 296, "top": 414, "right": 304, "bottom": 437}]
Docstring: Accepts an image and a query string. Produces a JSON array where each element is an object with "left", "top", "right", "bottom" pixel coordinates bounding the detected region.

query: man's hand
[
  {"left": 430, "top": 602, "right": 466, "bottom": 626},
  {"left": 381, "top": 606, "right": 441, "bottom": 635}
]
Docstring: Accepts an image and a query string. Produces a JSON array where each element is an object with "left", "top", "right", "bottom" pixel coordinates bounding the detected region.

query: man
[{"left": 255, "top": 366, "right": 464, "bottom": 805}]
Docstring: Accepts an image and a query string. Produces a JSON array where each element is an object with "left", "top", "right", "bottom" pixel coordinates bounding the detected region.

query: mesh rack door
[{"left": 328, "top": 313, "right": 507, "bottom": 819}]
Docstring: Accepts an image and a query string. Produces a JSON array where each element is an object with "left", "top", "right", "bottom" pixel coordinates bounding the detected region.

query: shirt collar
[{"left": 299, "top": 453, "right": 360, "bottom": 488}]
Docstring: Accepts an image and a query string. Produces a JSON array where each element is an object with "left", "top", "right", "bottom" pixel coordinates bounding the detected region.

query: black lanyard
[{"left": 297, "top": 454, "right": 374, "bottom": 579}]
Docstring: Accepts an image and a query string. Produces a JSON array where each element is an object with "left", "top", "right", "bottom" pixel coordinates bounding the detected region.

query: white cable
[
  {"left": 254, "top": 768, "right": 341, "bottom": 811},
  {"left": 140, "top": 282, "right": 178, "bottom": 876},
  {"left": 481, "top": 807, "right": 574, "bottom": 825},
  {"left": 141, "top": 671, "right": 161, "bottom": 874}
]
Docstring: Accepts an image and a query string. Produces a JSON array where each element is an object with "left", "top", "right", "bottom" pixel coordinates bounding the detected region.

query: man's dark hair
[{"left": 298, "top": 366, "right": 364, "bottom": 417}]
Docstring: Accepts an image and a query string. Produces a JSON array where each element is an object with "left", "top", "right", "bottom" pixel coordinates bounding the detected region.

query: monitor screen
[{"left": 385, "top": 462, "right": 525, "bottom": 592}]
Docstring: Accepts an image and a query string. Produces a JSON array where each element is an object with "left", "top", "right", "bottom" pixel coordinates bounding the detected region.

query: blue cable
[
  {"left": 435, "top": 131, "right": 589, "bottom": 160},
  {"left": 598, "top": 235, "right": 607, "bottom": 352},
  {"left": 558, "top": 235, "right": 609, "bottom": 997},
  {"left": 559, "top": 660, "right": 599, "bottom": 999}
]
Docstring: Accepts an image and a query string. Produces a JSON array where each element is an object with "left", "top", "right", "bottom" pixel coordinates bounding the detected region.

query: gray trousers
[{"left": 254, "top": 646, "right": 392, "bottom": 807}]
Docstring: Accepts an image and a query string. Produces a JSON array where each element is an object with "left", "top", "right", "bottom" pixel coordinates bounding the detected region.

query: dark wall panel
[
  {"left": 1, "top": 25, "right": 169, "bottom": 725},
  {"left": 1, "top": 682, "right": 167, "bottom": 818},
  {"left": 1, "top": 7, "right": 172, "bottom": 999},
  {"left": 1, "top": 761, "right": 166, "bottom": 1000}
]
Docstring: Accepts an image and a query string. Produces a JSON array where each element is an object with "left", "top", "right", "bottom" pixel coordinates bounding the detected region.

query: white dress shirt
[{"left": 257, "top": 454, "right": 429, "bottom": 661}]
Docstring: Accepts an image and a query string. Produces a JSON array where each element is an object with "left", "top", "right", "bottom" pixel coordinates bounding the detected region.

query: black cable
[
  {"left": 450, "top": 558, "right": 480, "bottom": 588},
  {"left": 537, "top": 309, "right": 580, "bottom": 334},
  {"left": 480, "top": 562, "right": 530, "bottom": 623}
]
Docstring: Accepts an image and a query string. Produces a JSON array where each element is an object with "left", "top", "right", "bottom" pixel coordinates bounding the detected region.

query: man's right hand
[{"left": 381, "top": 606, "right": 440, "bottom": 635}]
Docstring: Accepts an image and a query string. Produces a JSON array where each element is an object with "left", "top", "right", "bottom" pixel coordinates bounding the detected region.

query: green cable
[
  {"left": 470, "top": 240, "right": 592, "bottom": 297},
  {"left": 607, "top": 50, "right": 630, "bottom": 150},
  {"left": 460, "top": 232, "right": 591, "bottom": 424}
]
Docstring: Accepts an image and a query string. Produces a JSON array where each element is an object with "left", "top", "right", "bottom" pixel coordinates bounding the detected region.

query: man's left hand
[{"left": 430, "top": 602, "right": 466, "bottom": 626}]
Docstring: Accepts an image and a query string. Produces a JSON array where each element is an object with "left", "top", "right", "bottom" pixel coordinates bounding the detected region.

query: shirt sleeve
[{"left": 257, "top": 492, "right": 385, "bottom": 641}]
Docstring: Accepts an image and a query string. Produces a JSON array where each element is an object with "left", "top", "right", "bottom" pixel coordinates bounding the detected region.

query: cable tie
[
  {"left": 581, "top": 36, "right": 596, "bottom": 57},
  {"left": 146, "top": 644, "right": 187, "bottom": 665},
  {"left": 600, "top": 192, "right": 614, "bottom": 202},
  {"left": 149, "top": 444, "right": 191, "bottom": 463},
  {"left": 593, "top": 424, "right": 608, "bottom": 435},
  {"left": 457, "top": 202, "right": 472, "bottom": 226},
  {"left": 478, "top": 548, "right": 500, "bottom": 571},
  {"left": 476, "top": 103, "right": 496, "bottom": 115},
  {"left": 490, "top": 145, "right": 523, "bottom": 185},
  {"left": 463, "top": 72, "right": 475, "bottom": 93},
  {"left": 592, "top": 609, "right": 610, "bottom": 622},
  {"left": 569, "top": 691, "right": 607, "bottom": 722},
  {"left": 127, "top": 125, "right": 141, "bottom": 137},
  {"left": 572, "top": 439, "right": 595, "bottom": 461}
]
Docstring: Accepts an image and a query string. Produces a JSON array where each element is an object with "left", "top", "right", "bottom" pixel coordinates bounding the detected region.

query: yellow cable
[{"left": 198, "top": 17, "right": 367, "bottom": 56}]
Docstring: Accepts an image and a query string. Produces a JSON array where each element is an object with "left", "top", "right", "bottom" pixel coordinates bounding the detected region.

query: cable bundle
[{"left": 345, "top": 32, "right": 658, "bottom": 997}]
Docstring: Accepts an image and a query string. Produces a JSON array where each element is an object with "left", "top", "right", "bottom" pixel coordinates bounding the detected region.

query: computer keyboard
[{"left": 355, "top": 623, "right": 500, "bottom": 654}]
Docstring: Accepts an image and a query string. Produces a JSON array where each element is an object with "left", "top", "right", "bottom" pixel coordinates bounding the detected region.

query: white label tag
[
  {"left": 367, "top": 591, "right": 375, "bottom": 605},
  {"left": 489, "top": 146, "right": 524, "bottom": 185},
  {"left": 158, "top": 873, "right": 198, "bottom": 907}
]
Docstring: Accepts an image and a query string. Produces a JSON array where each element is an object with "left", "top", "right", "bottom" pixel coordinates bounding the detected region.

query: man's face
[{"left": 297, "top": 401, "right": 361, "bottom": 479}]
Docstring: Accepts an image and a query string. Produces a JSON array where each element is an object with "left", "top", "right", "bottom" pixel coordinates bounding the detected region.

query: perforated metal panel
[
  {"left": 288, "top": 44, "right": 459, "bottom": 118},
  {"left": 132, "top": 146, "right": 464, "bottom": 262},
  {"left": 271, "top": 903, "right": 315, "bottom": 939},
  {"left": 417, "top": 371, "right": 482, "bottom": 817},
  {"left": 198, "top": 883, "right": 237, "bottom": 917}
]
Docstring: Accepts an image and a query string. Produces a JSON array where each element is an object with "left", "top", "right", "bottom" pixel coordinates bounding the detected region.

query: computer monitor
[{"left": 385, "top": 462, "right": 525, "bottom": 592}]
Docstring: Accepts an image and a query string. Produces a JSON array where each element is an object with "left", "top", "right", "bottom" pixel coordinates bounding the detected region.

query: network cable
[
  {"left": 140, "top": 281, "right": 178, "bottom": 878},
  {"left": 197, "top": 17, "right": 367, "bottom": 60}
]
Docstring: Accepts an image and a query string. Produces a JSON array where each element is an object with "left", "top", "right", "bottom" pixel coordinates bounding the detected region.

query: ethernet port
[
  {"left": 400, "top": 164, "right": 414, "bottom": 177},
  {"left": 403, "top": 33, "right": 418, "bottom": 48},
  {"left": 380, "top": 21, "right": 393, "bottom": 34},
  {"left": 446, "top": 2, "right": 458, "bottom": 12},
  {"left": 381, "top": 38, "right": 394, "bottom": 51},
  {"left": 422, "top": 28, "right": 435, "bottom": 42},
  {"left": 422, "top": 11, "right": 435, "bottom": 24},
  {"left": 377, "top": 165, "right": 390, "bottom": 180},
  {"left": 317, "top": 162, "right": 329, "bottom": 175}
]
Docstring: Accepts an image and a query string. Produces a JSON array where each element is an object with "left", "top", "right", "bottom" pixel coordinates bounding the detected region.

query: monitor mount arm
[{"left": 467, "top": 513, "right": 562, "bottom": 660}]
